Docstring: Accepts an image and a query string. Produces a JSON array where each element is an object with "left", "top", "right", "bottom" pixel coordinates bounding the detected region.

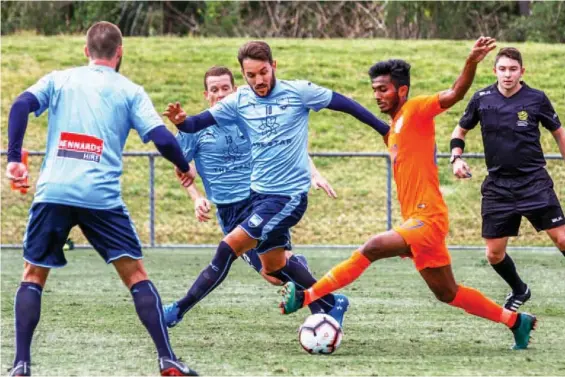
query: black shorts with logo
[{"left": 481, "top": 169, "right": 565, "bottom": 238}]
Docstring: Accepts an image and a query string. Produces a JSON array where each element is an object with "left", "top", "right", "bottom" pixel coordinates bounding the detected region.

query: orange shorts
[{"left": 394, "top": 216, "right": 451, "bottom": 271}]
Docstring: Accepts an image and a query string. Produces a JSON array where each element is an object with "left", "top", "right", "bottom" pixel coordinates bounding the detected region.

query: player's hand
[
  {"left": 163, "top": 102, "right": 187, "bottom": 125},
  {"left": 6, "top": 162, "right": 30, "bottom": 188},
  {"left": 468, "top": 36, "right": 497, "bottom": 64},
  {"left": 311, "top": 173, "right": 337, "bottom": 199},
  {"left": 175, "top": 166, "right": 195, "bottom": 188},
  {"left": 453, "top": 158, "right": 472, "bottom": 179},
  {"left": 194, "top": 197, "right": 212, "bottom": 222}
]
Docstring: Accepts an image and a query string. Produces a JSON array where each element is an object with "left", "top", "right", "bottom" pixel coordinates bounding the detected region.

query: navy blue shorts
[
  {"left": 23, "top": 202, "right": 143, "bottom": 268},
  {"left": 238, "top": 191, "right": 307, "bottom": 255},
  {"left": 217, "top": 196, "right": 265, "bottom": 272},
  {"left": 481, "top": 169, "right": 565, "bottom": 238}
]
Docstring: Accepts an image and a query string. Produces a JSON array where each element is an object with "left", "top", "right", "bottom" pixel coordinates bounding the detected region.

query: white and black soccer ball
[{"left": 298, "top": 313, "right": 343, "bottom": 355}]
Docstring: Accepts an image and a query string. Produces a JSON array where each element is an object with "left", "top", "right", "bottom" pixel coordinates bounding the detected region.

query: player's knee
[
  {"left": 360, "top": 235, "right": 386, "bottom": 262},
  {"left": 116, "top": 260, "right": 148, "bottom": 289},
  {"left": 485, "top": 246, "right": 505, "bottom": 264},
  {"left": 22, "top": 263, "right": 49, "bottom": 287}
]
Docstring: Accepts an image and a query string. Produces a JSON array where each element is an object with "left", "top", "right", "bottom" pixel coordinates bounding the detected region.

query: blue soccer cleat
[
  {"left": 328, "top": 294, "right": 349, "bottom": 327},
  {"left": 163, "top": 302, "right": 182, "bottom": 328},
  {"left": 511, "top": 312, "right": 537, "bottom": 350},
  {"left": 8, "top": 361, "right": 30, "bottom": 377},
  {"left": 159, "top": 357, "right": 198, "bottom": 376}
]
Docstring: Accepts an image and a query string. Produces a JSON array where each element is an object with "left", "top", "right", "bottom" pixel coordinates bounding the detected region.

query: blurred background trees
[{"left": 1, "top": 1, "right": 564, "bottom": 43}]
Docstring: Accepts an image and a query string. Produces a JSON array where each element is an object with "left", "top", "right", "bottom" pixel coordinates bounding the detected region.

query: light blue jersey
[
  {"left": 26, "top": 63, "right": 162, "bottom": 209},
  {"left": 209, "top": 80, "right": 332, "bottom": 196},
  {"left": 176, "top": 124, "right": 251, "bottom": 205}
]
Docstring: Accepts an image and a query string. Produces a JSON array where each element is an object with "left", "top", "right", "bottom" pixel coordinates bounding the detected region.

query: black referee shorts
[{"left": 481, "top": 169, "right": 565, "bottom": 239}]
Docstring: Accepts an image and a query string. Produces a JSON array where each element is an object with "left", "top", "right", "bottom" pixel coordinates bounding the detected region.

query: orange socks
[
  {"left": 304, "top": 250, "right": 371, "bottom": 306},
  {"left": 449, "top": 285, "right": 518, "bottom": 328}
]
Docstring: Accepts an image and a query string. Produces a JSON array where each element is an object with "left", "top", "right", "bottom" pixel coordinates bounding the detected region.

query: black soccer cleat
[
  {"left": 504, "top": 286, "right": 531, "bottom": 312},
  {"left": 8, "top": 361, "right": 30, "bottom": 377},
  {"left": 159, "top": 357, "right": 198, "bottom": 376}
]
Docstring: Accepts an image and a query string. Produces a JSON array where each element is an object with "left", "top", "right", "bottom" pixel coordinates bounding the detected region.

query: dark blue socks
[
  {"left": 14, "top": 282, "right": 42, "bottom": 366},
  {"left": 130, "top": 280, "right": 175, "bottom": 360},
  {"left": 491, "top": 253, "right": 528, "bottom": 294},
  {"left": 177, "top": 241, "right": 238, "bottom": 317}
]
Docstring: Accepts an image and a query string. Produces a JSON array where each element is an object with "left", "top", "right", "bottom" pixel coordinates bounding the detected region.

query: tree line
[{"left": 2, "top": 1, "right": 564, "bottom": 43}]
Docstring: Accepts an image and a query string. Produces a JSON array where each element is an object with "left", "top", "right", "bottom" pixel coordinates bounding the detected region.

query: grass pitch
[{"left": 2, "top": 247, "right": 564, "bottom": 376}]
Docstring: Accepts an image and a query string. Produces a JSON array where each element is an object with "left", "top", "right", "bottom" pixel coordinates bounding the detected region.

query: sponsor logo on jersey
[
  {"left": 57, "top": 132, "right": 103, "bottom": 162},
  {"left": 400, "top": 218, "right": 425, "bottom": 230}
]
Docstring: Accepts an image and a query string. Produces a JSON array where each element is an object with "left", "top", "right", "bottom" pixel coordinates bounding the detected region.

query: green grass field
[
  {"left": 2, "top": 248, "right": 564, "bottom": 376},
  {"left": 1, "top": 36, "right": 564, "bottom": 246}
]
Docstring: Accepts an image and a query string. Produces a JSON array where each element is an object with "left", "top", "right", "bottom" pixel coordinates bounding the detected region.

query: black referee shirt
[{"left": 458, "top": 82, "right": 562, "bottom": 176}]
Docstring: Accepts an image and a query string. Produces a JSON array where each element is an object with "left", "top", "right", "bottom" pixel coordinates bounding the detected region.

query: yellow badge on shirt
[{"left": 517, "top": 110, "right": 528, "bottom": 121}]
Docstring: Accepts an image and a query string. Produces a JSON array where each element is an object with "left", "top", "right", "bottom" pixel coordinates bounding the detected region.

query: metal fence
[{"left": 1, "top": 151, "right": 563, "bottom": 250}]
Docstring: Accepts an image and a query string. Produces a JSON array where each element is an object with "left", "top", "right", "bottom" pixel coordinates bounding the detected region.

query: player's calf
[{"left": 130, "top": 280, "right": 177, "bottom": 360}]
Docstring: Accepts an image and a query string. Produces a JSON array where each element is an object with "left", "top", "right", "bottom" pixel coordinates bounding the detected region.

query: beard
[
  {"left": 115, "top": 56, "right": 122, "bottom": 73},
  {"left": 249, "top": 73, "right": 276, "bottom": 97}
]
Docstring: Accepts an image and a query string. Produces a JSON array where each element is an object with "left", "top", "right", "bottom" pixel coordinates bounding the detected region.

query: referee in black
[{"left": 449, "top": 47, "right": 565, "bottom": 311}]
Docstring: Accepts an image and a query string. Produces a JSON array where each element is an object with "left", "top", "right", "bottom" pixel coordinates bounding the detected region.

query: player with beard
[{"left": 163, "top": 40, "right": 390, "bottom": 328}]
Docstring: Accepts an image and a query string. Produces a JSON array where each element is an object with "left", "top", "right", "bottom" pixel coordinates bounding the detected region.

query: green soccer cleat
[
  {"left": 511, "top": 313, "right": 537, "bottom": 350},
  {"left": 279, "top": 282, "right": 304, "bottom": 315},
  {"left": 63, "top": 238, "right": 75, "bottom": 252}
]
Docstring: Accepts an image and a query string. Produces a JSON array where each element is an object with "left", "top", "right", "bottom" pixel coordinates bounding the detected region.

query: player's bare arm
[
  {"left": 438, "top": 37, "right": 497, "bottom": 109},
  {"left": 309, "top": 156, "right": 337, "bottom": 199},
  {"left": 174, "top": 162, "right": 212, "bottom": 222},
  {"left": 451, "top": 126, "right": 472, "bottom": 179},
  {"left": 551, "top": 127, "right": 565, "bottom": 161}
]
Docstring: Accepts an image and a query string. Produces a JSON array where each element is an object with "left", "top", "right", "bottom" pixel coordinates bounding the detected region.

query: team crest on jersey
[
  {"left": 248, "top": 214, "right": 264, "bottom": 228},
  {"left": 260, "top": 116, "right": 279, "bottom": 137},
  {"left": 516, "top": 110, "right": 529, "bottom": 127},
  {"left": 57, "top": 132, "right": 103, "bottom": 162},
  {"left": 394, "top": 116, "right": 404, "bottom": 133}
]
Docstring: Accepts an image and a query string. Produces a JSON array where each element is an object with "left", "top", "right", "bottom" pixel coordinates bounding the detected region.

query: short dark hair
[
  {"left": 368, "top": 59, "right": 411, "bottom": 90},
  {"left": 237, "top": 41, "right": 273, "bottom": 67},
  {"left": 203, "top": 66, "right": 235, "bottom": 90},
  {"left": 495, "top": 47, "right": 523, "bottom": 67},
  {"left": 86, "top": 21, "right": 122, "bottom": 60}
]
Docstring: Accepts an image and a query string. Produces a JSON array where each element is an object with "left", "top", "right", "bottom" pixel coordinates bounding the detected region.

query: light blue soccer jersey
[
  {"left": 209, "top": 80, "right": 332, "bottom": 196},
  {"left": 176, "top": 124, "right": 251, "bottom": 205},
  {"left": 26, "top": 63, "right": 162, "bottom": 209}
]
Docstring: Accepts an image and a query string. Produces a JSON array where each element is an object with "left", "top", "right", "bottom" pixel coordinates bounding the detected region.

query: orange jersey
[{"left": 388, "top": 94, "right": 449, "bottom": 222}]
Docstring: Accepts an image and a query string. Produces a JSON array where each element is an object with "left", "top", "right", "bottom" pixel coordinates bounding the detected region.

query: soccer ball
[{"left": 298, "top": 313, "right": 343, "bottom": 355}]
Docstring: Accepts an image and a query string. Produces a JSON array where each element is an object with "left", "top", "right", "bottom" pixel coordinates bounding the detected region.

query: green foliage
[
  {"left": 1, "top": 1, "right": 563, "bottom": 42},
  {"left": 2, "top": 248, "right": 565, "bottom": 375},
  {"left": 507, "top": 1, "right": 565, "bottom": 43}
]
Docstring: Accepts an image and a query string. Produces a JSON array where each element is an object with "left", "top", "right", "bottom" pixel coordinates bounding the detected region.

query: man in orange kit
[{"left": 280, "top": 37, "right": 537, "bottom": 350}]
